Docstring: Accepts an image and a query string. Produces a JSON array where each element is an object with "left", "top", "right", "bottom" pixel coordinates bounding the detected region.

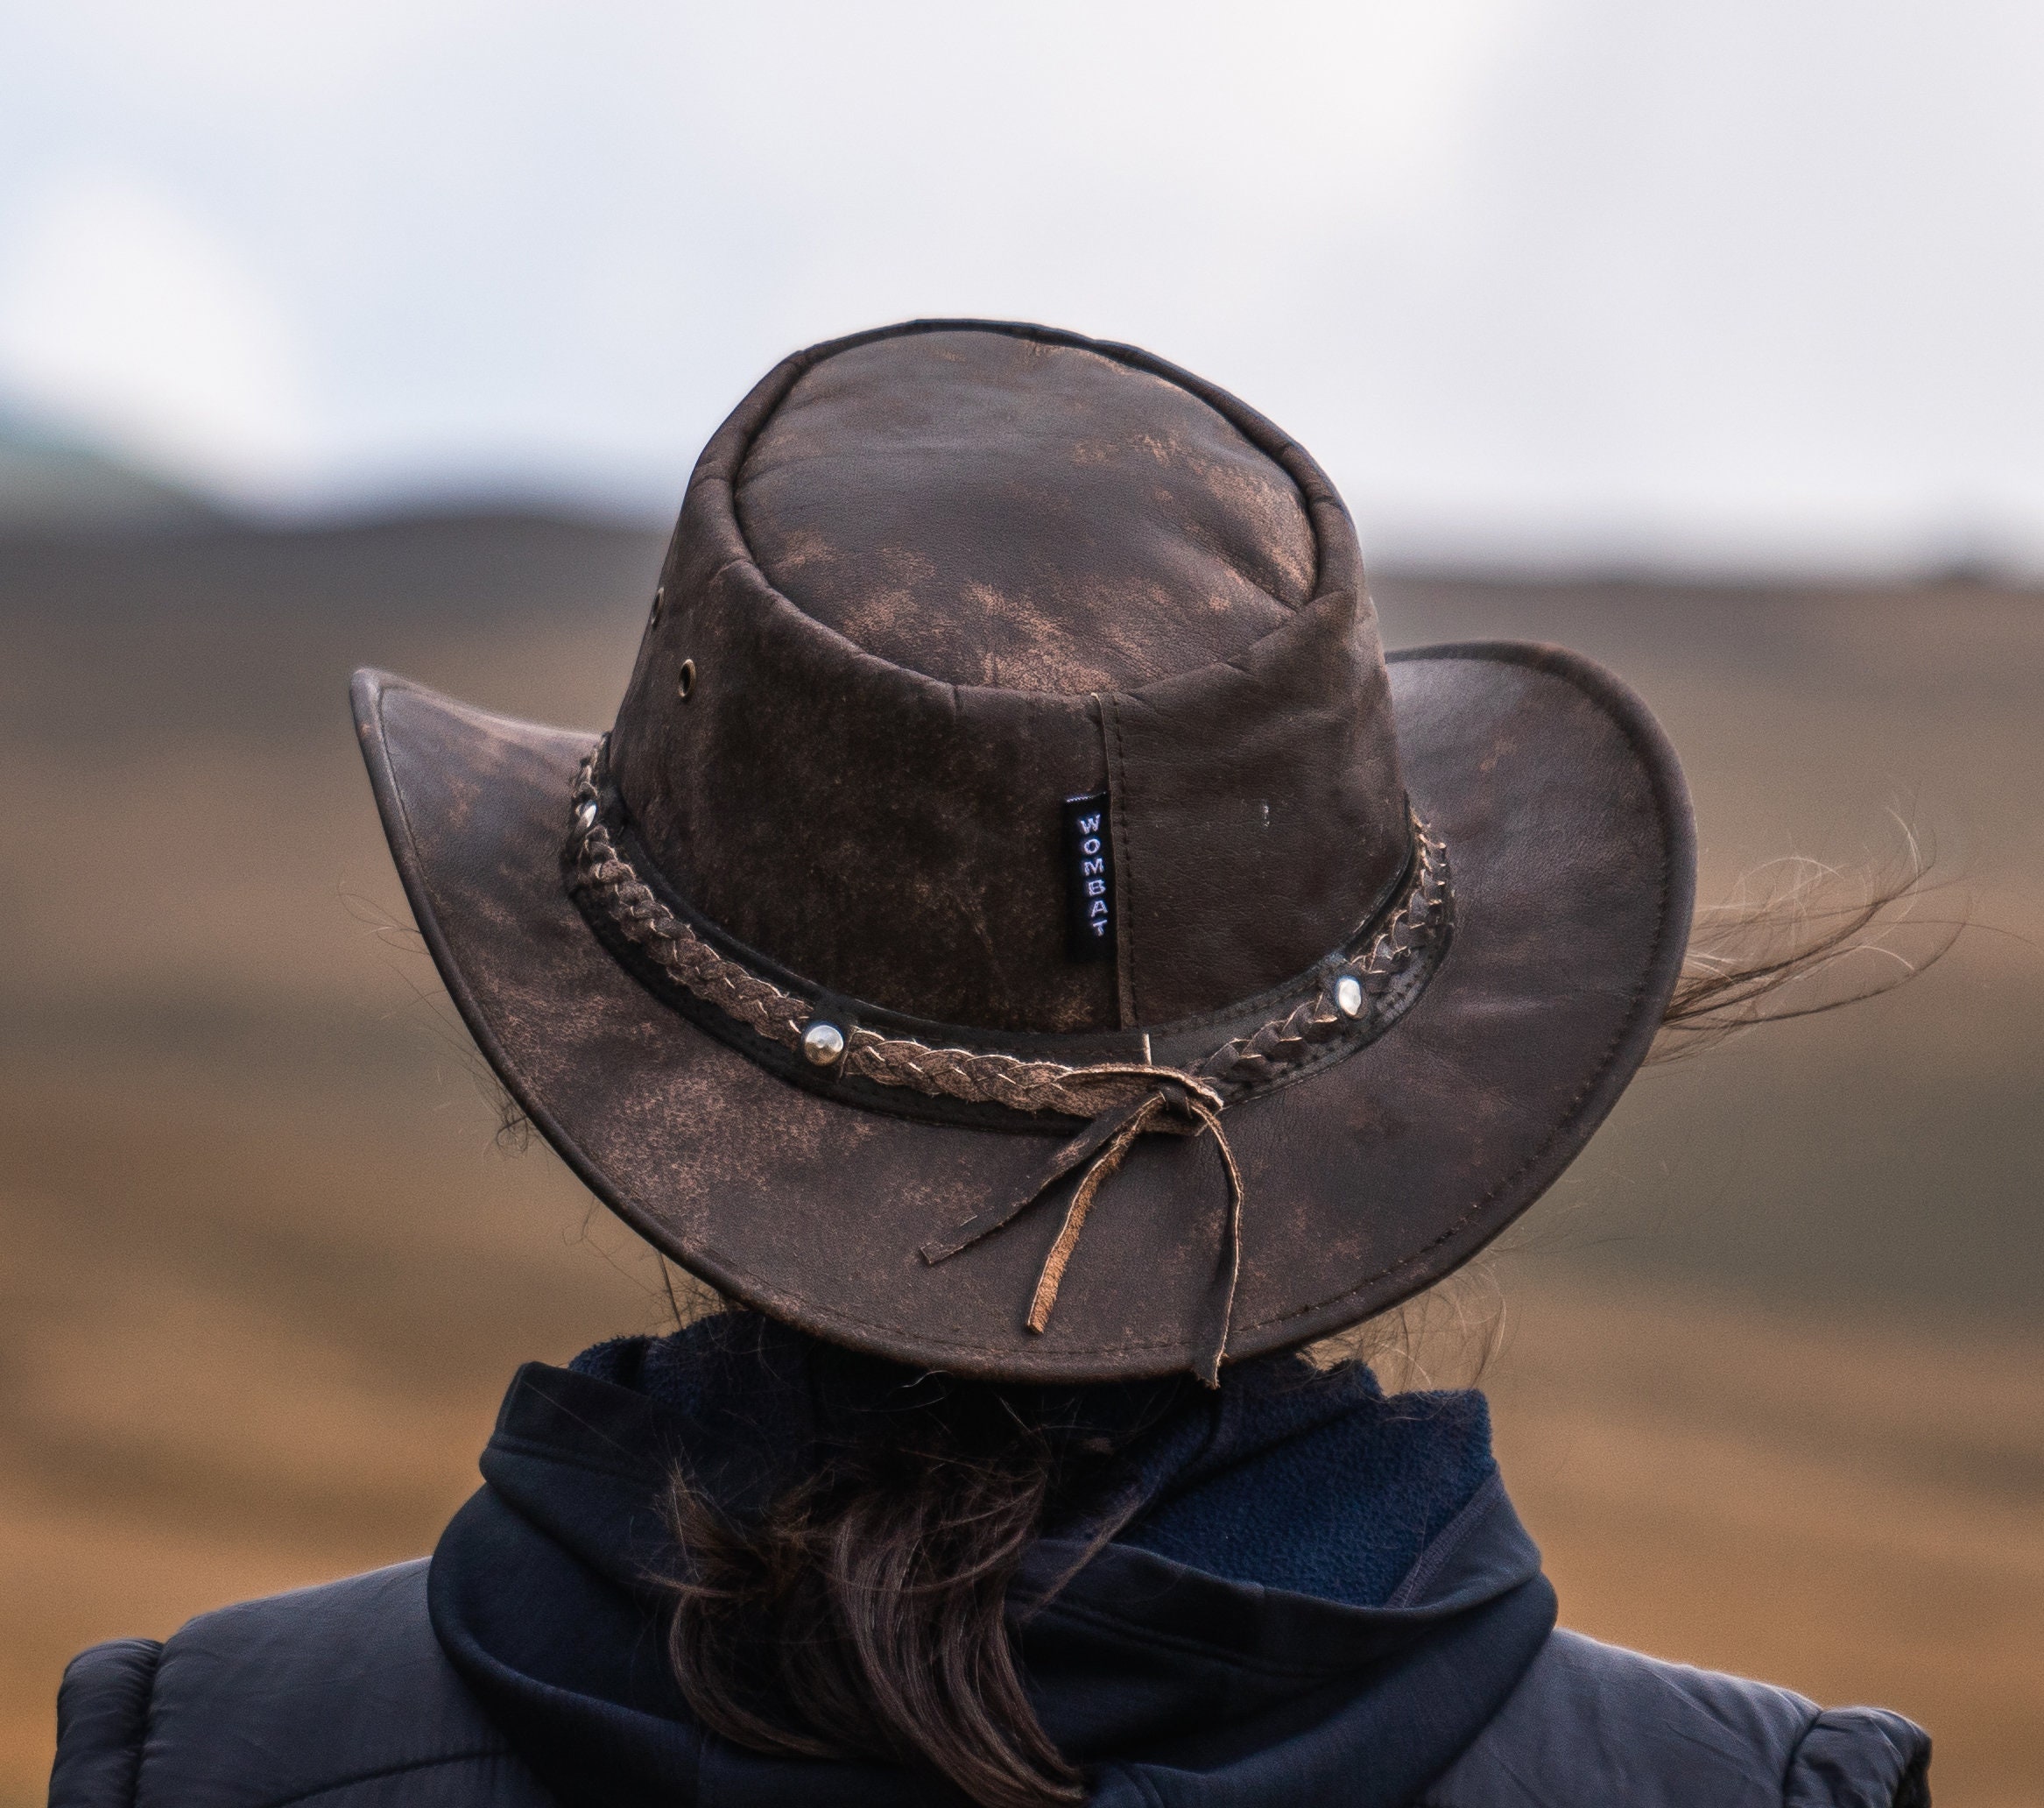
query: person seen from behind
[{"left": 51, "top": 321, "right": 1934, "bottom": 1808}]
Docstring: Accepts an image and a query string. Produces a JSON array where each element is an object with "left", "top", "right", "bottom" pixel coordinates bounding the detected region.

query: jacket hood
[{"left": 428, "top": 1316, "right": 1555, "bottom": 1808}]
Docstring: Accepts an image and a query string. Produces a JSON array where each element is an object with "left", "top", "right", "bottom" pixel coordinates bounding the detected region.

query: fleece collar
[{"left": 429, "top": 1318, "right": 1554, "bottom": 1808}]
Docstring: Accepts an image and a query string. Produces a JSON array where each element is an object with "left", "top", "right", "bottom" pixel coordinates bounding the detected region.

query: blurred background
[{"left": 2, "top": 3, "right": 2040, "bottom": 1803}]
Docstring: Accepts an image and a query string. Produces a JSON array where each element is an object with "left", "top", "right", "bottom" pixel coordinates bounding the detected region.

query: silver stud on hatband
[
  {"left": 1334, "top": 974, "right": 1364, "bottom": 1019},
  {"left": 802, "top": 1021, "right": 847, "bottom": 1066},
  {"left": 574, "top": 798, "right": 598, "bottom": 834}
]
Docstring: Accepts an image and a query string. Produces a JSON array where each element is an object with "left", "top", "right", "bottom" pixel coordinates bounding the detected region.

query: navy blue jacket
[{"left": 49, "top": 1326, "right": 1930, "bottom": 1807}]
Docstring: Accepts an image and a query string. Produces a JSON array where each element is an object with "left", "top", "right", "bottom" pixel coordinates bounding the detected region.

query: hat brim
[{"left": 352, "top": 642, "right": 1693, "bottom": 1381}]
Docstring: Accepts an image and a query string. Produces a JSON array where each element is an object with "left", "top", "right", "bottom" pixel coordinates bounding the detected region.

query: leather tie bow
[{"left": 920, "top": 1076, "right": 1245, "bottom": 1387}]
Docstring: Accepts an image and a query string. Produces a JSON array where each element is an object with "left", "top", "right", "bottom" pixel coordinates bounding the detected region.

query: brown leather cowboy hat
[{"left": 352, "top": 320, "right": 1694, "bottom": 1385}]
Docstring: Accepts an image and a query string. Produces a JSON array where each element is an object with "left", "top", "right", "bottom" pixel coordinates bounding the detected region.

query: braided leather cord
[
  {"left": 567, "top": 741, "right": 1448, "bottom": 1119},
  {"left": 1195, "top": 825, "right": 1449, "bottom": 1089}
]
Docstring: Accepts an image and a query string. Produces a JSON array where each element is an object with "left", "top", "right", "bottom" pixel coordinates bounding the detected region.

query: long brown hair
[
  {"left": 1650, "top": 841, "right": 1957, "bottom": 1061},
  {"left": 657, "top": 851, "right": 1956, "bottom": 1808},
  {"left": 659, "top": 1374, "right": 1147, "bottom": 1808}
]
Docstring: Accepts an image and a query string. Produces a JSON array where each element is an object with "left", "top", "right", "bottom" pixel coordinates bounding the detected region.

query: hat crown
[
  {"left": 734, "top": 329, "right": 1316, "bottom": 693},
  {"left": 609, "top": 321, "right": 1407, "bottom": 1034}
]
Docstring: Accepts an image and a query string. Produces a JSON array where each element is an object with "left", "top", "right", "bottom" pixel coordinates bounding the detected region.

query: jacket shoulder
[
  {"left": 1420, "top": 1629, "right": 1930, "bottom": 1808},
  {"left": 50, "top": 1560, "right": 554, "bottom": 1808}
]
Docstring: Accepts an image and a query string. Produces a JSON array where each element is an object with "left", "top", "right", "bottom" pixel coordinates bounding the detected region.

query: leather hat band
[
  {"left": 565, "top": 735, "right": 1454, "bottom": 1384},
  {"left": 565, "top": 736, "right": 1453, "bottom": 1129}
]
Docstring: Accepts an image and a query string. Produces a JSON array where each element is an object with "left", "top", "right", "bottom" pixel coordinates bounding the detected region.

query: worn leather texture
[
  {"left": 49, "top": 1569, "right": 1927, "bottom": 1808},
  {"left": 606, "top": 321, "right": 1406, "bottom": 1033},
  {"left": 349, "top": 317, "right": 1696, "bottom": 1381},
  {"left": 352, "top": 634, "right": 1693, "bottom": 1381},
  {"left": 1096, "top": 588, "right": 1401, "bottom": 1026},
  {"left": 734, "top": 328, "right": 1315, "bottom": 692}
]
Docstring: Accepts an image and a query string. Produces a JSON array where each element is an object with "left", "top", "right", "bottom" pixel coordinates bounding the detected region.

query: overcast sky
[{"left": 1, "top": 0, "right": 2039, "bottom": 570}]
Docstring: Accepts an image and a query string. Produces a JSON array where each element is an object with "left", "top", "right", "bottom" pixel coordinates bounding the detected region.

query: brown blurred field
[{"left": 2, "top": 519, "right": 2040, "bottom": 1805}]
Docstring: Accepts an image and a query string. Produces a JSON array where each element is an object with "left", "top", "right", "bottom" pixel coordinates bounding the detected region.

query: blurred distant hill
[
  {"left": 0, "top": 512, "right": 2039, "bottom": 1805},
  {"left": 0, "top": 507, "right": 2036, "bottom": 1324},
  {"left": 0, "top": 402, "right": 229, "bottom": 535}
]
